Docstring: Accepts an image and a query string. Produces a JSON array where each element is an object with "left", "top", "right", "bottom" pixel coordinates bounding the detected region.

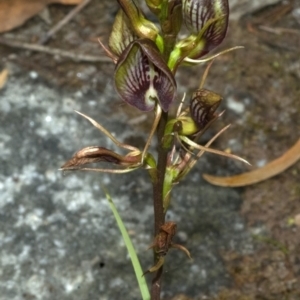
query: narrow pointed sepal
[
  {"left": 114, "top": 39, "right": 176, "bottom": 112},
  {"left": 108, "top": 9, "right": 137, "bottom": 57},
  {"left": 61, "top": 146, "right": 141, "bottom": 169},
  {"left": 171, "top": 243, "right": 192, "bottom": 259},
  {"left": 143, "top": 257, "right": 165, "bottom": 276}
]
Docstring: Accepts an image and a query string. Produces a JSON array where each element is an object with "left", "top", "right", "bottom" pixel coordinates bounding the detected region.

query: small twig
[
  {"left": 0, "top": 37, "right": 112, "bottom": 63},
  {"left": 0, "top": 68, "right": 8, "bottom": 90},
  {"left": 258, "top": 25, "right": 300, "bottom": 35},
  {"left": 98, "top": 38, "right": 118, "bottom": 64},
  {"left": 39, "top": 0, "right": 93, "bottom": 44},
  {"left": 252, "top": 2, "right": 293, "bottom": 25}
]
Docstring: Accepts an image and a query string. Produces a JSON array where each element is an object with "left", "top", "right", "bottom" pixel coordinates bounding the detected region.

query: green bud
[
  {"left": 168, "top": 35, "right": 197, "bottom": 71},
  {"left": 176, "top": 116, "right": 199, "bottom": 136},
  {"left": 117, "top": 0, "right": 162, "bottom": 47},
  {"left": 145, "top": 0, "right": 163, "bottom": 15}
]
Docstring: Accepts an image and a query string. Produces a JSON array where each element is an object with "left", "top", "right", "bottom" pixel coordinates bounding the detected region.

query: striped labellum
[
  {"left": 114, "top": 39, "right": 176, "bottom": 112},
  {"left": 190, "top": 88, "right": 222, "bottom": 129}
]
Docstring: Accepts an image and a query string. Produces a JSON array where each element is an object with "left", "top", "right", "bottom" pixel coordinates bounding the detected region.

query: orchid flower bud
[
  {"left": 168, "top": 0, "right": 229, "bottom": 70},
  {"left": 190, "top": 88, "right": 222, "bottom": 129},
  {"left": 163, "top": 116, "right": 198, "bottom": 150},
  {"left": 176, "top": 116, "right": 199, "bottom": 135},
  {"left": 182, "top": 0, "right": 229, "bottom": 59},
  {"left": 145, "top": 0, "right": 163, "bottom": 15},
  {"left": 114, "top": 39, "right": 176, "bottom": 112}
]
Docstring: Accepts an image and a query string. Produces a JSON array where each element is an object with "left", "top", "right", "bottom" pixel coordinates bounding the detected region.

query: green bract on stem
[{"left": 61, "top": 0, "right": 247, "bottom": 299}]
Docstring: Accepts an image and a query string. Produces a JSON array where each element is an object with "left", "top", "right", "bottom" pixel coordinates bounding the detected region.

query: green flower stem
[
  {"left": 158, "top": 1, "right": 179, "bottom": 60},
  {"left": 151, "top": 2, "right": 180, "bottom": 298}
]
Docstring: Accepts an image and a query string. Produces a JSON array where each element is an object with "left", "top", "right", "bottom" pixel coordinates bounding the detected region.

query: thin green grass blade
[{"left": 103, "top": 188, "right": 150, "bottom": 300}]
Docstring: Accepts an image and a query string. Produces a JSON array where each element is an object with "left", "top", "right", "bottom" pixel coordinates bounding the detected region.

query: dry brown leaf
[
  {"left": 0, "top": 69, "right": 9, "bottom": 90},
  {"left": 203, "top": 138, "right": 300, "bottom": 187},
  {"left": 294, "top": 214, "right": 300, "bottom": 227},
  {"left": 55, "top": 0, "right": 83, "bottom": 3},
  {"left": 0, "top": 0, "right": 83, "bottom": 33}
]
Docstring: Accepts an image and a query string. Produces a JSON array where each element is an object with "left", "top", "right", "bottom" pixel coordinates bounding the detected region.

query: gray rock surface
[{"left": 0, "top": 62, "right": 254, "bottom": 300}]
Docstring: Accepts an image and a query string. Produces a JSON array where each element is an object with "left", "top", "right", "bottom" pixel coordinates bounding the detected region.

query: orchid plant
[{"left": 61, "top": 0, "right": 248, "bottom": 299}]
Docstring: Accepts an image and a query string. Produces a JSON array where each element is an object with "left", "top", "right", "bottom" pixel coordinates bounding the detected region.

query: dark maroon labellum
[
  {"left": 114, "top": 39, "right": 176, "bottom": 112},
  {"left": 190, "top": 89, "right": 222, "bottom": 129}
]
